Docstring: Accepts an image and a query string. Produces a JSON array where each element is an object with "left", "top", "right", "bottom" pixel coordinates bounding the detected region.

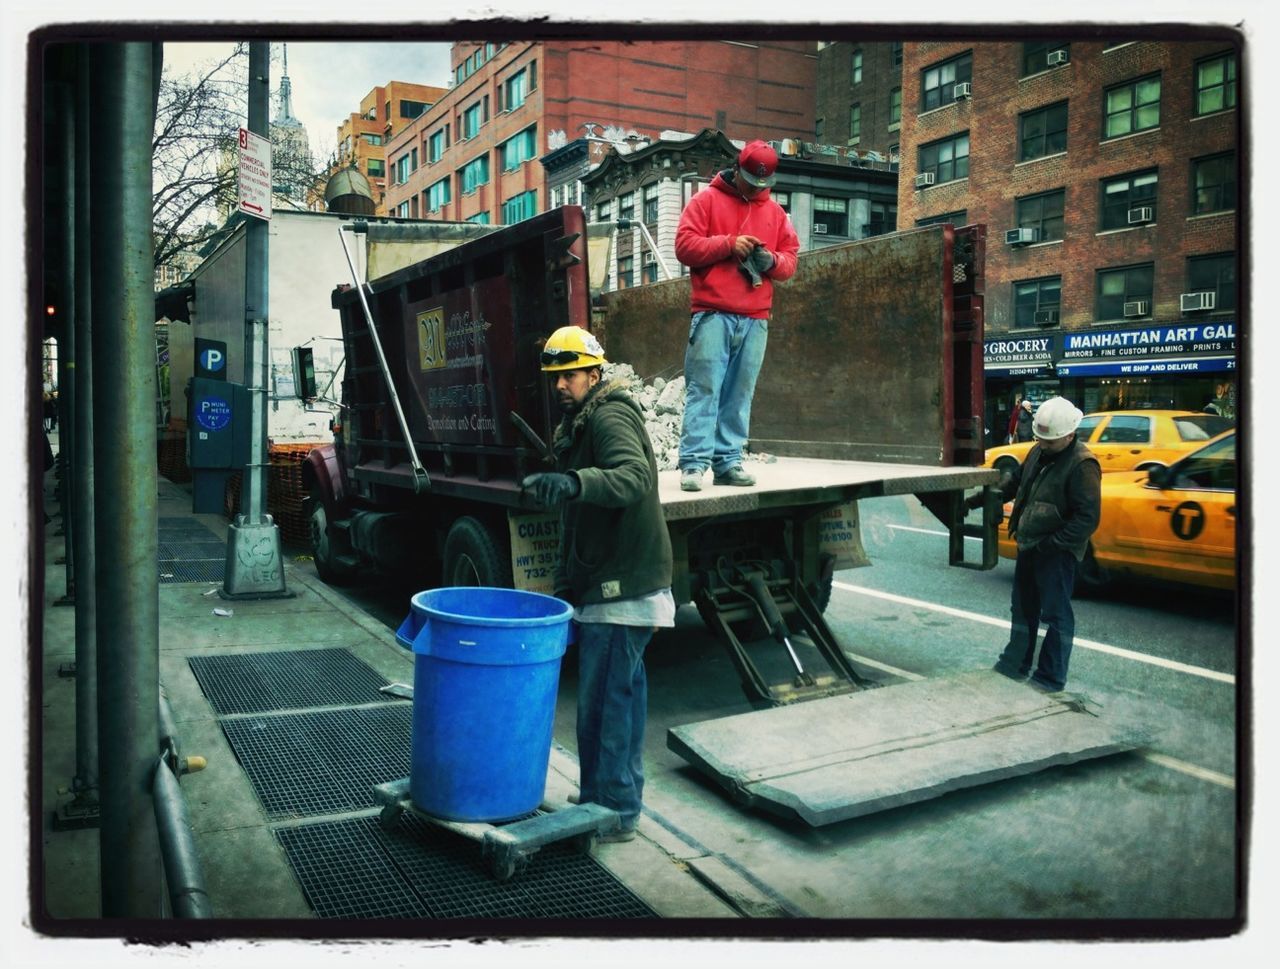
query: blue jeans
[
  {"left": 995, "top": 546, "right": 1078, "bottom": 691},
  {"left": 575, "top": 622, "right": 652, "bottom": 829},
  {"left": 679, "top": 311, "right": 768, "bottom": 475}
]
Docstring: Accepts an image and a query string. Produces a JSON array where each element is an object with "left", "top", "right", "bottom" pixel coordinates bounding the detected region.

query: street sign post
[{"left": 237, "top": 126, "right": 272, "bottom": 221}]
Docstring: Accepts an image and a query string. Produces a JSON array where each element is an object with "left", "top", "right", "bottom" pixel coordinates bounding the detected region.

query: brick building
[
  {"left": 323, "top": 81, "right": 450, "bottom": 215},
  {"left": 814, "top": 40, "right": 905, "bottom": 158},
  {"left": 897, "top": 38, "right": 1240, "bottom": 437},
  {"left": 381, "top": 40, "right": 818, "bottom": 225}
]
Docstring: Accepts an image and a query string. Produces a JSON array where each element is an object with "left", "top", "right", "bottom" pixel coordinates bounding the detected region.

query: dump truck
[{"left": 300, "top": 205, "right": 1144, "bottom": 826}]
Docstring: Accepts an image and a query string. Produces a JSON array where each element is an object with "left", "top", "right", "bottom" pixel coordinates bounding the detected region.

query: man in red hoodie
[{"left": 674, "top": 139, "right": 800, "bottom": 491}]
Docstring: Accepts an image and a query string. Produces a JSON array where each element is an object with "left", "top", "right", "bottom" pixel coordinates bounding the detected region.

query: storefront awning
[{"left": 1055, "top": 355, "right": 1235, "bottom": 377}]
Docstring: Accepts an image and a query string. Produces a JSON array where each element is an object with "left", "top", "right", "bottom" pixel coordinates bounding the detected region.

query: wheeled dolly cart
[{"left": 372, "top": 777, "right": 624, "bottom": 881}]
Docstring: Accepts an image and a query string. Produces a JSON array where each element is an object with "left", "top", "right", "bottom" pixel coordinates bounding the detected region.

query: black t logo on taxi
[{"left": 1170, "top": 501, "right": 1205, "bottom": 541}]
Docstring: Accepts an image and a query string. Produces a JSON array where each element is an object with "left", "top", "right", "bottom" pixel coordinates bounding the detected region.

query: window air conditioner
[
  {"left": 914, "top": 172, "right": 935, "bottom": 188},
  {"left": 953, "top": 82, "right": 972, "bottom": 100},
  {"left": 813, "top": 223, "right": 828, "bottom": 234},
  {"left": 1005, "top": 227, "right": 1040, "bottom": 245},
  {"left": 1123, "top": 300, "right": 1150, "bottom": 317},
  {"left": 1047, "top": 49, "right": 1069, "bottom": 66},
  {"left": 1180, "top": 291, "right": 1217, "bottom": 312},
  {"left": 1128, "top": 206, "right": 1154, "bottom": 224},
  {"left": 1033, "top": 309, "right": 1060, "bottom": 325}
]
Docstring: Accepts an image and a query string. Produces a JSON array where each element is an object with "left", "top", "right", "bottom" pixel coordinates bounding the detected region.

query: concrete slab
[{"left": 668, "top": 670, "right": 1151, "bottom": 827}]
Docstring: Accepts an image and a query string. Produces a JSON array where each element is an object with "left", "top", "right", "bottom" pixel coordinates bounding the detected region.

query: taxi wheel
[
  {"left": 994, "top": 456, "right": 1020, "bottom": 479},
  {"left": 1074, "top": 547, "right": 1108, "bottom": 596}
]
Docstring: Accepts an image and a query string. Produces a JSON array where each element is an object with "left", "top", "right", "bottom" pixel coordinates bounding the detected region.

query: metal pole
[
  {"left": 72, "top": 42, "right": 99, "bottom": 814},
  {"left": 223, "top": 40, "right": 287, "bottom": 599},
  {"left": 89, "top": 41, "right": 162, "bottom": 918}
]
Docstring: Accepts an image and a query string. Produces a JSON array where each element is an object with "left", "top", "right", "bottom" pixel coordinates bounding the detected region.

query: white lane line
[
  {"left": 832, "top": 581, "right": 1235, "bottom": 685},
  {"left": 843, "top": 652, "right": 924, "bottom": 681},
  {"left": 1141, "top": 752, "right": 1235, "bottom": 789},
  {"left": 886, "top": 523, "right": 979, "bottom": 541}
]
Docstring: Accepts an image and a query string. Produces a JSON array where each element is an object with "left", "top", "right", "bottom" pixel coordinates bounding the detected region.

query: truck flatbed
[{"left": 655, "top": 457, "right": 999, "bottom": 520}]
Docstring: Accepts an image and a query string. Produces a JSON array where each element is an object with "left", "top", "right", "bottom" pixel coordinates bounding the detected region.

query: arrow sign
[{"left": 237, "top": 126, "right": 272, "bottom": 221}]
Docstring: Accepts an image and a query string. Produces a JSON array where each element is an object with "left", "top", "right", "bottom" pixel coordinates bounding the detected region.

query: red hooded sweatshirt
[{"left": 674, "top": 170, "right": 800, "bottom": 319}]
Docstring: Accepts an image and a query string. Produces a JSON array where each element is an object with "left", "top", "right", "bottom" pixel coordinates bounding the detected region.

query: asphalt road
[{"left": 289, "top": 492, "right": 1243, "bottom": 925}]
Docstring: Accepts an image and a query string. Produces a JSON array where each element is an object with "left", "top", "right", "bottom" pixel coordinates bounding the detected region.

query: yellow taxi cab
[
  {"left": 985, "top": 409, "right": 1232, "bottom": 478},
  {"left": 996, "top": 430, "right": 1236, "bottom": 591}
]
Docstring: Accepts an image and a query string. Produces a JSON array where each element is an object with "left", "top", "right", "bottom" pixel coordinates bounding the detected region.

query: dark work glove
[
  {"left": 964, "top": 492, "right": 985, "bottom": 512},
  {"left": 522, "top": 472, "right": 580, "bottom": 508},
  {"left": 738, "top": 245, "right": 774, "bottom": 288}
]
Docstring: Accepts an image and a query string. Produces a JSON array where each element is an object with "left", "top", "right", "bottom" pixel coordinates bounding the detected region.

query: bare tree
[{"left": 152, "top": 44, "right": 324, "bottom": 270}]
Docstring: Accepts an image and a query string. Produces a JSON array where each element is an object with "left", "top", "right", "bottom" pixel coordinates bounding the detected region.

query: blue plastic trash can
[{"left": 399, "top": 586, "right": 573, "bottom": 822}]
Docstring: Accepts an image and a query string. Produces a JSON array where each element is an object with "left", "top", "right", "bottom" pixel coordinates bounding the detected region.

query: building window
[
  {"left": 921, "top": 51, "right": 973, "bottom": 111},
  {"left": 892, "top": 42, "right": 903, "bottom": 66},
  {"left": 1022, "top": 42, "right": 1070, "bottom": 76},
  {"left": 410, "top": 147, "right": 418, "bottom": 172},
  {"left": 1196, "top": 52, "right": 1237, "bottom": 115},
  {"left": 772, "top": 191, "right": 790, "bottom": 213},
  {"left": 427, "top": 176, "right": 451, "bottom": 212},
  {"left": 1096, "top": 263, "right": 1154, "bottom": 320},
  {"left": 643, "top": 183, "right": 659, "bottom": 223},
  {"left": 460, "top": 154, "right": 490, "bottom": 194},
  {"left": 504, "top": 69, "right": 527, "bottom": 111},
  {"left": 500, "top": 126, "right": 537, "bottom": 171},
  {"left": 1016, "top": 189, "right": 1065, "bottom": 242},
  {"left": 502, "top": 190, "right": 537, "bottom": 224},
  {"left": 918, "top": 132, "right": 970, "bottom": 183},
  {"left": 915, "top": 209, "right": 967, "bottom": 227},
  {"left": 1192, "top": 152, "right": 1236, "bottom": 215},
  {"left": 1187, "top": 253, "right": 1236, "bottom": 313},
  {"left": 890, "top": 88, "right": 901, "bottom": 126},
  {"left": 1019, "top": 101, "right": 1068, "bottom": 161},
  {"left": 643, "top": 252, "right": 659, "bottom": 284},
  {"left": 395, "top": 153, "right": 411, "bottom": 184},
  {"left": 617, "top": 255, "right": 635, "bottom": 289},
  {"left": 1104, "top": 74, "right": 1161, "bottom": 139},
  {"left": 400, "top": 99, "right": 427, "bottom": 120},
  {"left": 1100, "top": 169, "right": 1158, "bottom": 230},
  {"left": 462, "top": 102, "right": 483, "bottom": 139},
  {"left": 815, "top": 117, "right": 825, "bottom": 140},
  {"left": 411, "top": 195, "right": 419, "bottom": 218},
  {"left": 367, "top": 158, "right": 385, "bottom": 178},
  {"left": 851, "top": 49, "right": 863, "bottom": 85},
  {"left": 467, "top": 211, "right": 491, "bottom": 225},
  {"left": 848, "top": 104, "right": 861, "bottom": 145},
  {"left": 866, "top": 200, "right": 896, "bottom": 237},
  {"left": 813, "top": 196, "right": 849, "bottom": 237},
  {"left": 397, "top": 201, "right": 409, "bottom": 218},
  {"left": 618, "top": 192, "right": 635, "bottom": 222},
  {"left": 528, "top": 60, "right": 538, "bottom": 92},
  {"left": 1014, "top": 276, "right": 1062, "bottom": 327},
  {"left": 428, "top": 128, "right": 447, "bottom": 162},
  {"left": 596, "top": 200, "right": 612, "bottom": 222},
  {"left": 361, "top": 133, "right": 383, "bottom": 146}
]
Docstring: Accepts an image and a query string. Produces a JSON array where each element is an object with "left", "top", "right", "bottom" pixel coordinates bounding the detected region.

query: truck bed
[{"left": 656, "top": 456, "right": 998, "bottom": 521}]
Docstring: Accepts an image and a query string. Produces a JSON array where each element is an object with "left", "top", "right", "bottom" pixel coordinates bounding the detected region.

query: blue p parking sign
[
  {"left": 199, "top": 347, "right": 225, "bottom": 373},
  {"left": 195, "top": 338, "right": 229, "bottom": 380},
  {"left": 196, "top": 396, "right": 232, "bottom": 432}
]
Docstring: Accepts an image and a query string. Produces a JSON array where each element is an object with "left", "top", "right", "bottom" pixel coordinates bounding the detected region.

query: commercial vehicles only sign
[{"left": 237, "top": 127, "right": 272, "bottom": 221}]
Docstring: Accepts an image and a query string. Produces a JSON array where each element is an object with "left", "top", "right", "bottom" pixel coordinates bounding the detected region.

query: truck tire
[
  {"left": 443, "top": 516, "right": 513, "bottom": 588},
  {"left": 309, "top": 498, "right": 355, "bottom": 586}
]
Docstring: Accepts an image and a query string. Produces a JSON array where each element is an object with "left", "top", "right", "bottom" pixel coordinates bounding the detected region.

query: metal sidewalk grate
[
  {"left": 157, "top": 517, "right": 225, "bottom": 584},
  {"left": 189, "top": 648, "right": 394, "bottom": 715},
  {"left": 220, "top": 705, "right": 413, "bottom": 819},
  {"left": 275, "top": 814, "right": 657, "bottom": 919}
]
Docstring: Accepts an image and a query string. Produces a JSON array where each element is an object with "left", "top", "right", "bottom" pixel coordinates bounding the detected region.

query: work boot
[
  {"left": 597, "top": 825, "right": 636, "bottom": 844},
  {"left": 680, "top": 468, "right": 704, "bottom": 492},
  {"left": 713, "top": 465, "right": 756, "bottom": 487}
]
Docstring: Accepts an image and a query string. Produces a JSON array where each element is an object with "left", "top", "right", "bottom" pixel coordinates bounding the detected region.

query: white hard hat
[{"left": 1033, "top": 396, "right": 1083, "bottom": 440}]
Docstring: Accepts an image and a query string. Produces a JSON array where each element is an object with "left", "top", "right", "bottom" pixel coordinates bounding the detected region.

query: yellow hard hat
[{"left": 539, "top": 326, "right": 607, "bottom": 372}]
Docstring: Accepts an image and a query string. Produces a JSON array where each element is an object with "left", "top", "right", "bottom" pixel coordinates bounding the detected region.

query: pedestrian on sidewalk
[
  {"left": 1015, "top": 398, "right": 1035, "bottom": 442},
  {"left": 522, "top": 326, "right": 675, "bottom": 842},
  {"left": 968, "top": 396, "right": 1101, "bottom": 692},
  {"left": 674, "top": 139, "right": 800, "bottom": 492}
]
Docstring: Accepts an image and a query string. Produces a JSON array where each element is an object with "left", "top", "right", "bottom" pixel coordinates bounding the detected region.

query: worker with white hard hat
[{"left": 968, "top": 396, "right": 1101, "bottom": 692}]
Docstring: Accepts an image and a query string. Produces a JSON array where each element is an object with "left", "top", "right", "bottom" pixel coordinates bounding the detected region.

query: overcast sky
[{"left": 162, "top": 41, "right": 454, "bottom": 160}]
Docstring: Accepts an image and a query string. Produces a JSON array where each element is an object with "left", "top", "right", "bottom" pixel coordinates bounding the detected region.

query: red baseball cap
[{"left": 737, "top": 140, "right": 778, "bottom": 188}]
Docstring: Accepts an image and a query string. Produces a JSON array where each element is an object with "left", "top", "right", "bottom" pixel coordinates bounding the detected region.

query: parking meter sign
[{"left": 237, "top": 127, "right": 272, "bottom": 221}]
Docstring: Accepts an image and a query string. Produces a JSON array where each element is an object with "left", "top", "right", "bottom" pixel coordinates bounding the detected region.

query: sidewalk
[{"left": 38, "top": 472, "right": 740, "bottom": 926}]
